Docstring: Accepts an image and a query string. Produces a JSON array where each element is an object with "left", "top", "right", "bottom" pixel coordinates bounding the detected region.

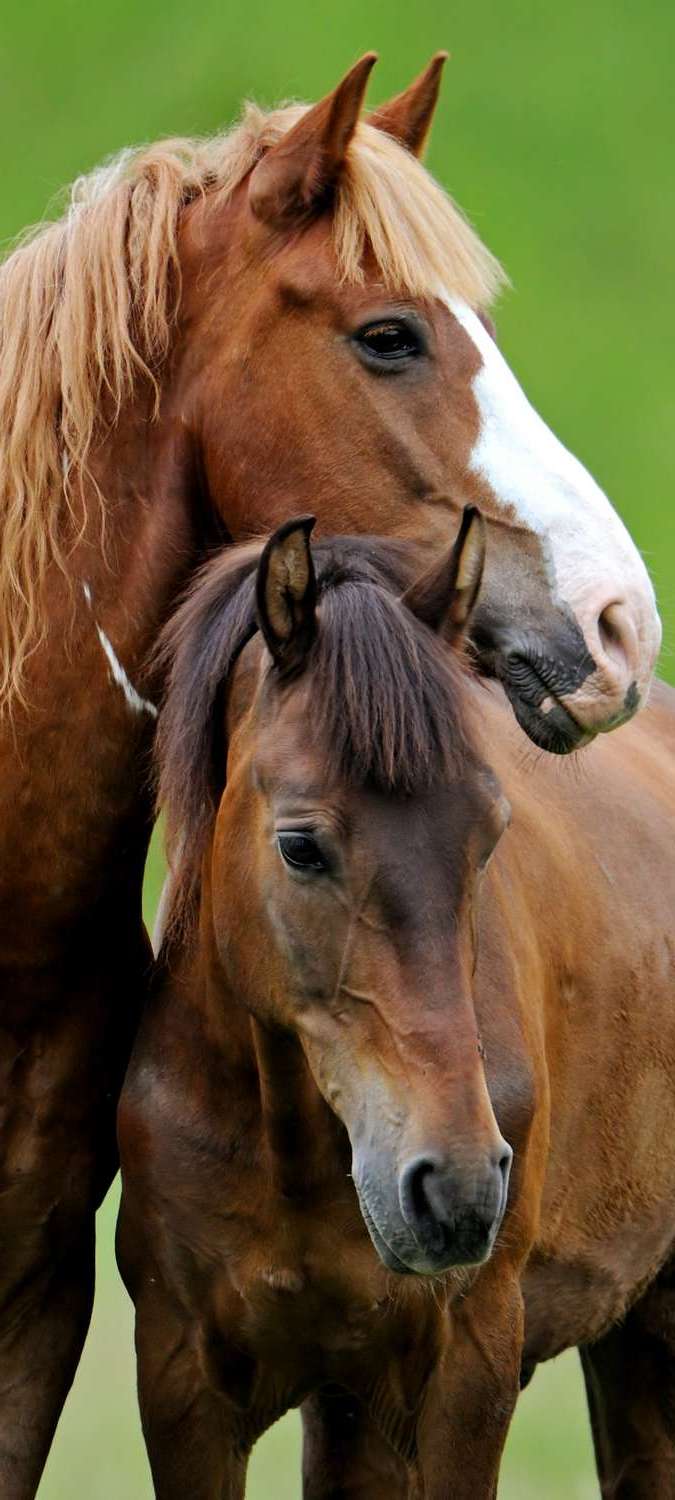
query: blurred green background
[{"left": 2, "top": 0, "right": 670, "bottom": 1494}]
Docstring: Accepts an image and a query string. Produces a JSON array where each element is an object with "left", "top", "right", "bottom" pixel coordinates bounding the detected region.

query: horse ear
[
  {"left": 368, "top": 52, "right": 448, "bottom": 158},
  {"left": 249, "top": 54, "right": 377, "bottom": 227},
  {"left": 256, "top": 516, "right": 318, "bottom": 674},
  {"left": 402, "top": 506, "right": 486, "bottom": 641}
]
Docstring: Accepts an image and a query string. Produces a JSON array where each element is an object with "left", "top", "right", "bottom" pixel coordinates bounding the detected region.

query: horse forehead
[
  {"left": 257, "top": 244, "right": 414, "bottom": 324},
  {"left": 178, "top": 197, "right": 487, "bottom": 384},
  {"left": 248, "top": 692, "right": 335, "bottom": 792},
  {"left": 184, "top": 200, "right": 341, "bottom": 310},
  {"left": 358, "top": 782, "right": 495, "bottom": 856}
]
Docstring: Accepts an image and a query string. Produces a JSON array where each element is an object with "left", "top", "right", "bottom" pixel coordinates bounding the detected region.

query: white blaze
[{"left": 445, "top": 296, "right": 659, "bottom": 655}]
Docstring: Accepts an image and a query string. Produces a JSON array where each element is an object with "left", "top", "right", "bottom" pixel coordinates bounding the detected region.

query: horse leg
[
  {"left": 0, "top": 1210, "right": 96, "bottom": 1498},
  {"left": 301, "top": 1388, "right": 412, "bottom": 1499},
  {"left": 580, "top": 1261, "right": 675, "bottom": 1498},
  {"left": 416, "top": 1269, "right": 524, "bottom": 1500},
  {"left": 0, "top": 930, "right": 146, "bottom": 1497}
]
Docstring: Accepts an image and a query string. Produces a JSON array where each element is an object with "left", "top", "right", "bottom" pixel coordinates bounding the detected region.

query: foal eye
[
  {"left": 354, "top": 318, "right": 426, "bottom": 368},
  {"left": 277, "top": 832, "right": 328, "bottom": 873}
]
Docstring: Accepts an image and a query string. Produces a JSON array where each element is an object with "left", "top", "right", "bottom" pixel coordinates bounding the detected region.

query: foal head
[{"left": 158, "top": 512, "right": 512, "bottom": 1275}]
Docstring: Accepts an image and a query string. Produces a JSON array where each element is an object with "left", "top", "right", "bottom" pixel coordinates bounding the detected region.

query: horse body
[
  {"left": 0, "top": 54, "right": 664, "bottom": 1490},
  {"left": 118, "top": 525, "right": 675, "bottom": 1498},
  {"left": 0, "top": 411, "right": 197, "bottom": 1491},
  {"left": 483, "top": 680, "right": 675, "bottom": 1357}
]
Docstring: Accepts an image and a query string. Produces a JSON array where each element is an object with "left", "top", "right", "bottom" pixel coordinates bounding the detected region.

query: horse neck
[
  {"left": 0, "top": 387, "right": 220, "bottom": 950},
  {"left": 12, "top": 381, "right": 211, "bottom": 736},
  {"left": 77, "top": 393, "right": 215, "bottom": 667},
  {"left": 250, "top": 1017, "right": 340, "bottom": 1199}
]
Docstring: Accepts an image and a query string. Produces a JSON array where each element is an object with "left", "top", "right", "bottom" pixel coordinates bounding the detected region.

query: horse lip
[
  {"left": 499, "top": 656, "right": 594, "bottom": 755},
  {"left": 358, "top": 1196, "right": 414, "bottom": 1276},
  {"left": 358, "top": 1187, "right": 492, "bottom": 1277}
]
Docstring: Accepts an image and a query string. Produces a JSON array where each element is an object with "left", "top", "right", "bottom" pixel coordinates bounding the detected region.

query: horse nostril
[
  {"left": 400, "top": 1155, "right": 438, "bottom": 1227},
  {"left": 596, "top": 601, "right": 640, "bottom": 679},
  {"left": 495, "top": 1141, "right": 513, "bottom": 1213},
  {"left": 496, "top": 1141, "right": 513, "bottom": 1183},
  {"left": 398, "top": 1155, "right": 454, "bottom": 1261},
  {"left": 397, "top": 1149, "right": 510, "bottom": 1268}
]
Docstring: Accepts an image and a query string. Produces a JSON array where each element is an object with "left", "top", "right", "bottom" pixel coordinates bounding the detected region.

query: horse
[
  {"left": 117, "top": 513, "right": 675, "bottom": 1499},
  {"left": 0, "top": 52, "right": 661, "bottom": 1491}
]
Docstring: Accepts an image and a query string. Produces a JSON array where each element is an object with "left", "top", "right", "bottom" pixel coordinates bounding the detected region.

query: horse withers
[
  {"left": 0, "top": 53, "right": 662, "bottom": 1489},
  {"left": 118, "top": 515, "right": 675, "bottom": 1498}
]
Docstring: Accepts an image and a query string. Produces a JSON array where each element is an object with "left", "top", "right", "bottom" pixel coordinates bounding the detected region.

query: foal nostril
[
  {"left": 496, "top": 1141, "right": 513, "bottom": 1185},
  {"left": 495, "top": 1140, "right": 513, "bottom": 1211},
  {"left": 399, "top": 1154, "right": 458, "bottom": 1256},
  {"left": 400, "top": 1155, "right": 439, "bottom": 1230}
]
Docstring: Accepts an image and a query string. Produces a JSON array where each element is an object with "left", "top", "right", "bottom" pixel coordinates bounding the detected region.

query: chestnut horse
[
  {"left": 118, "top": 515, "right": 675, "bottom": 1499},
  {"left": 0, "top": 53, "right": 661, "bottom": 1491}
]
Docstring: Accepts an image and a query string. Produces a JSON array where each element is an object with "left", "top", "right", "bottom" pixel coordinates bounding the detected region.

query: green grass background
[{"left": 2, "top": 0, "right": 671, "bottom": 1493}]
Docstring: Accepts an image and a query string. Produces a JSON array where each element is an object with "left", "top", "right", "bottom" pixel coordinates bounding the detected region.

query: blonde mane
[{"left": 0, "top": 101, "right": 505, "bottom": 712}]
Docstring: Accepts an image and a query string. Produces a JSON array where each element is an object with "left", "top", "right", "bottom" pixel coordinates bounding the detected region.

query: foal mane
[
  {"left": 0, "top": 100, "right": 504, "bottom": 714},
  {"left": 156, "top": 536, "right": 474, "bottom": 936}
]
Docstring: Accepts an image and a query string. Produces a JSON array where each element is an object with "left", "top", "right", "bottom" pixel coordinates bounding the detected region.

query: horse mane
[
  {"left": 156, "top": 534, "right": 475, "bottom": 937},
  {"left": 0, "top": 101, "right": 505, "bottom": 714}
]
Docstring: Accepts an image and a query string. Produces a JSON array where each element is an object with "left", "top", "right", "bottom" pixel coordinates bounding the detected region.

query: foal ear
[
  {"left": 403, "top": 506, "right": 486, "bottom": 641},
  {"left": 256, "top": 516, "right": 318, "bottom": 674},
  {"left": 249, "top": 53, "right": 377, "bottom": 227},
  {"left": 368, "top": 52, "right": 448, "bottom": 158}
]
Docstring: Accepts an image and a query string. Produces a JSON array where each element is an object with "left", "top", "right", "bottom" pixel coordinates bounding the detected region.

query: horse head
[
  {"left": 170, "top": 54, "right": 660, "bottom": 749},
  {"left": 1, "top": 55, "right": 660, "bottom": 749}
]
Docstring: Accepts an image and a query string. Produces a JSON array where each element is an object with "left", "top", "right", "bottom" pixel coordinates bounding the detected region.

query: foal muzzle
[{"left": 354, "top": 1141, "right": 512, "bottom": 1276}]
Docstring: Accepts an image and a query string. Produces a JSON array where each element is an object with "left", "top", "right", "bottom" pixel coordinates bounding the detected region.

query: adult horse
[
  {"left": 0, "top": 52, "right": 660, "bottom": 1493},
  {"left": 118, "top": 515, "right": 675, "bottom": 1499}
]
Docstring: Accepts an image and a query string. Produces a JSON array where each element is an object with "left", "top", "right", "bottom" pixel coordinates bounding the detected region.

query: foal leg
[
  {"left": 580, "top": 1262, "right": 675, "bottom": 1498},
  {"left": 416, "top": 1268, "right": 524, "bottom": 1500},
  {"left": 301, "top": 1389, "right": 412, "bottom": 1499},
  {"left": 132, "top": 1285, "right": 249, "bottom": 1500}
]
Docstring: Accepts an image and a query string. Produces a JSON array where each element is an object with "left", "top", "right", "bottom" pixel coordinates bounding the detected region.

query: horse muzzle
[
  {"left": 354, "top": 1141, "right": 512, "bottom": 1276},
  {"left": 474, "top": 588, "right": 660, "bottom": 753}
]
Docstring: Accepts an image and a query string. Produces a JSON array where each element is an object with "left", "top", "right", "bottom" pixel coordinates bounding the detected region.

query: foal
[
  {"left": 117, "top": 512, "right": 527, "bottom": 1497},
  {"left": 118, "top": 515, "right": 675, "bottom": 1497}
]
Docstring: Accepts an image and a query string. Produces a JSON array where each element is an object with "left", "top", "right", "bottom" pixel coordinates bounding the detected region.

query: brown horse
[
  {"left": 0, "top": 54, "right": 661, "bottom": 1492},
  {"left": 118, "top": 514, "right": 675, "bottom": 1499}
]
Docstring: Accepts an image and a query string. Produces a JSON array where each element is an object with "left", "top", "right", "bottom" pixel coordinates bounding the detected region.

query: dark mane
[{"left": 155, "top": 535, "right": 475, "bottom": 932}]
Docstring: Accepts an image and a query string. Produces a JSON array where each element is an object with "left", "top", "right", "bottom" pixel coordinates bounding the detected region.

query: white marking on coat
[
  {"left": 95, "top": 626, "right": 158, "bottom": 718},
  {"left": 82, "top": 581, "right": 157, "bottom": 719}
]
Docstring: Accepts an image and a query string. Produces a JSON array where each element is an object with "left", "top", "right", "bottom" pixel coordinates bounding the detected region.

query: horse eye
[
  {"left": 277, "top": 832, "right": 328, "bottom": 873},
  {"left": 354, "top": 319, "right": 425, "bottom": 367}
]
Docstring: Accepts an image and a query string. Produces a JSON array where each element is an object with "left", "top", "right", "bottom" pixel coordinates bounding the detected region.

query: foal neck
[
  {"left": 198, "top": 884, "right": 347, "bottom": 1203},
  {"left": 251, "top": 1019, "right": 341, "bottom": 1200}
]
